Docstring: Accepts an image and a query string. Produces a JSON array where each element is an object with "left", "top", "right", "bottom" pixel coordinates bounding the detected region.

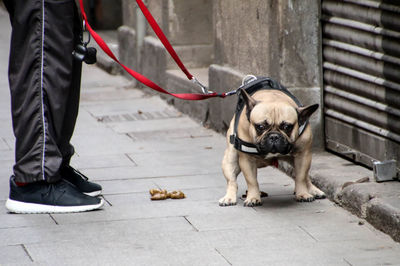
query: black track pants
[{"left": 4, "top": 0, "right": 83, "bottom": 183}]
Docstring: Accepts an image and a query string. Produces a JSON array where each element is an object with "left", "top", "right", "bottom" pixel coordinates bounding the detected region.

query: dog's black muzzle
[{"left": 256, "top": 132, "right": 293, "bottom": 155}]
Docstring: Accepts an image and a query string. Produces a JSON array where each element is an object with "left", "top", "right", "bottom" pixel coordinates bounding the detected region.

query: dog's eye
[
  {"left": 280, "top": 123, "right": 293, "bottom": 134},
  {"left": 255, "top": 123, "right": 268, "bottom": 134}
]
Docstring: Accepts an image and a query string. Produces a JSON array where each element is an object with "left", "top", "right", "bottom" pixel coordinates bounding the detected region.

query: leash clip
[
  {"left": 223, "top": 75, "right": 259, "bottom": 97},
  {"left": 191, "top": 77, "right": 214, "bottom": 95},
  {"left": 81, "top": 20, "right": 91, "bottom": 46},
  {"left": 224, "top": 89, "right": 239, "bottom": 97}
]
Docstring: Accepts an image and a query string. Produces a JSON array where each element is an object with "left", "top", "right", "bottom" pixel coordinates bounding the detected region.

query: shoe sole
[
  {"left": 5, "top": 198, "right": 104, "bottom": 214},
  {"left": 84, "top": 190, "right": 102, "bottom": 197}
]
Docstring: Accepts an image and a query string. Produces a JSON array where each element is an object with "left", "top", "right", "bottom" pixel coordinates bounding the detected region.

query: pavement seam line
[
  {"left": 1, "top": 137, "right": 11, "bottom": 150},
  {"left": 21, "top": 244, "right": 34, "bottom": 262},
  {"left": 343, "top": 258, "right": 353, "bottom": 266},
  {"left": 183, "top": 216, "right": 199, "bottom": 232},
  {"left": 298, "top": 225, "right": 318, "bottom": 242},
  {"left": 101, "top": 195, "right": 113, "bottom": 206},
  {"left": 49, "top": 214, "right": 59, "bottom": 225},
  {"left": 52, "top": 215, "right": 192, "bottom": 227},
  {"left": 214, "top": 248, "right": 232, "bottom": 265},
  {"left": 125, "top": 153, "right": 138, "bottom": 166}
]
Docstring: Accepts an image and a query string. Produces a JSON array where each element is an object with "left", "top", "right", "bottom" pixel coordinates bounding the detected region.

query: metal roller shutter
[{"left": 321, "top": 0, "right": 400, "bottom": 175}]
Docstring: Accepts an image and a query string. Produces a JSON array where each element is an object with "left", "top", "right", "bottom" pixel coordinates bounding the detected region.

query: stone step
[{"left": 91, "top": 30, "right": 122, "bottom": 75}]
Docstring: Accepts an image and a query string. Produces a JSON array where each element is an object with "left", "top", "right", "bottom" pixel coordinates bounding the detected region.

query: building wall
[
  {"left": 214, "top": 0, "right": 320, "bottom": 87},
  {"left": 118, "top": 0, "right": 323, "bottom": 149},
  {"left": 82, "top": 0, "right": 123, "bottom": 29}
]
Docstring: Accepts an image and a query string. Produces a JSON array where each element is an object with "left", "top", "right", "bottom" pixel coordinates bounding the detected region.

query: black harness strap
[{"left": 230, "top": 77, "right": 307, "bottom": 155}]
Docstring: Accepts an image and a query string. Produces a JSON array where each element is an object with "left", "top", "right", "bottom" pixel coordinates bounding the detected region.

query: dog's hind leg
[{"left": 219, "top": 146, "right": 240, "bottom": 206}]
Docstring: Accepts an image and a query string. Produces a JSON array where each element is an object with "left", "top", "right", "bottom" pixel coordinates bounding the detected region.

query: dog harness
[{"left": 229, "top": 77, "right": 308, "bottom": 155}]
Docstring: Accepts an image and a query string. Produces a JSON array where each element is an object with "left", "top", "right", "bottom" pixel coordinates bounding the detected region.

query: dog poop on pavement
[{"left": 149, "top": 189, "right": 186, "bottom": 200}]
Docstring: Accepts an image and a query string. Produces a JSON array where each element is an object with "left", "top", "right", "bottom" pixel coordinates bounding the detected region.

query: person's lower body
[{"left": 4, "top": 0, "right": 103, "bottom": 213}]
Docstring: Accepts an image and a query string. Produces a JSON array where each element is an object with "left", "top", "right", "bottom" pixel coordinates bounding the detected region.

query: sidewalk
[{"left": 1, "top": 9, "right": 400, "bottom": 266}]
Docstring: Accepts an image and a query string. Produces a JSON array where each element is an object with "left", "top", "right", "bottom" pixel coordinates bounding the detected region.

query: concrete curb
[{"left": 367, "top": 199, "right": 400, "bottom": 242}]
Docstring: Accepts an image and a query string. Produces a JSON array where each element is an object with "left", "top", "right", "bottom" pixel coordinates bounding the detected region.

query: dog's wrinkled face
[
  {"left": 241, "top": 89, "right": 318, "bottom": 155},
  {"left": 249, "top": 102, "right": 297, "bottom": 155}
]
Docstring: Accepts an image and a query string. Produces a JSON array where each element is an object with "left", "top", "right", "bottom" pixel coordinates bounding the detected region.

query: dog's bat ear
[
  {"left": 297, "top": 104, "right": 319, "bottom": 126},
  {"left": 240, "top": 88, "right": 258, "bottom": 121}
]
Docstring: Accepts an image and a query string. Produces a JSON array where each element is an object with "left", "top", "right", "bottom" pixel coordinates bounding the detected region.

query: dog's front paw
[
  {"left": 295, "top": 192, "right": 315, "bottom": 202},
  {"left": 219, "top": 195, "right": 237, "bottom": 207},
  {"left": 243, "top": 196, "right": 262, "bottom": 207},
  {"left": 308, "top": 185, "right": 326, "bottom": 199}
]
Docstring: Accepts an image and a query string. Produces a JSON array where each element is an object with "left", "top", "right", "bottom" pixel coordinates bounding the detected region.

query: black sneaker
[
  {"left": 60, "top": 166, "right": 102, "bottom": 197},
  {"left": 5, "top": 177, "right": 104, "bottom": 214}
]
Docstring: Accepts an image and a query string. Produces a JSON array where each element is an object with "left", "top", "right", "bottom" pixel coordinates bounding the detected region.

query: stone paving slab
[
  {"left": 98, "top": 178, "right": 160, "bottom": 194},
  {"left": 0, "top": 244, "right": 33, "bottom": 265},
  {"left": 1, "top": 216, "right": 195, "bottom": 246},
  {"left": 0, "top": 109, "right": 12, "bottom": 120},
  {"left": 109, "top": 117, "right": 200, "bottom": 134},
  {"left": 70, "top": 153, "right": 137, "bottom": 169},
  {"left": 215, "top": 246, "right": 347, "bottom": 266},
  {"left": 185, "top": 211, "right": 294, "bottom": 232},
  {"left": 70, "top": 123, "right": 228, "bottom": 159},
  {"left": 128, "top": 127, "right": 217, "bottom": 139},
  {"left": 81, "top": 97, "right": 176, "bottom": 117},
  {"left": 70, "top": 129, "right": 138, "bottom": 157},
  {"left": 0, "top": 159, "right": 13, "bottom": 200},
  {"left": 0, "top": 118, "right": 13, "bottom": 138},
  {"left": 84, "top": 163, "right": 221, "bottom": 182},
  {"left": 127, "top": 149, "right": 223, "bottom": 170},
  {"left": 202, "top": 228, "right": 400, "bottom": 265},
  {"left": 26, "top": 238, "right": 229, "bottom": 266},
  {"left": 75, "top": 165, "right": 155, "bottom": 181},
  {"left": 80, "top": 63, "right": 129, "bottom": 89},
  {"left": 199, "top": 228, "right": 390, "bottom": 265},
  {"left": 125, "top": 137, "right": 226, "bottom": 154},
  {"left": 0, "top": 207, "right": 55, "bottom": 230},
  {"left": 49, "top": 196, "right": 257, "bottom": 226},
  {"left": 80, "top": 86, "right": 144, "bottom": 102}
]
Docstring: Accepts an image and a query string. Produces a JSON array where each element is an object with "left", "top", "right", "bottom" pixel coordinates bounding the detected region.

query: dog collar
[
  {"left": 229, "top": 76, "right": 308, "bottom": 155},
  {"left": 230, "top": 134, "right": 259, "bottom": 154}
]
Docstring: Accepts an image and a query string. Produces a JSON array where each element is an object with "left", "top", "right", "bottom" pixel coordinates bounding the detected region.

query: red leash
[{"left": 78, "top": 0, "right": 227, "bottom": 100}]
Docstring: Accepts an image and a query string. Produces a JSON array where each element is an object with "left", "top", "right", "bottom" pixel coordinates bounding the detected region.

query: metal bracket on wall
[{"left": 373, "top": 160, "right": 398, "bottom": 183}]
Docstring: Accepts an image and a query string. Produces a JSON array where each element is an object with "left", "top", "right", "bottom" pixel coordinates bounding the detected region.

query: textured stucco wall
[
  {"left": 82, "top": 0, "right": 122, "bottom": 30},
  {"left": 214, "top": 0, "right": 320, "bottom": 87},
  {"left": 166, "top": 0, "right": 213, "bottom": 45}
]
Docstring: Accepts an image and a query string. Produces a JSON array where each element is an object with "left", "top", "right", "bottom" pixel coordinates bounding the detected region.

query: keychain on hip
[{"left": 72, "top": 21, "right": 97, "bottom": 64}]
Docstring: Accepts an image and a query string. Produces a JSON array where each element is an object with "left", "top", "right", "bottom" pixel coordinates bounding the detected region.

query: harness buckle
[
  {"left": 222, "top": 75, "right": 259, "bottom": 97},
  {"left": 241, "top": 75, "right": 257, "bottom": 86}
]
